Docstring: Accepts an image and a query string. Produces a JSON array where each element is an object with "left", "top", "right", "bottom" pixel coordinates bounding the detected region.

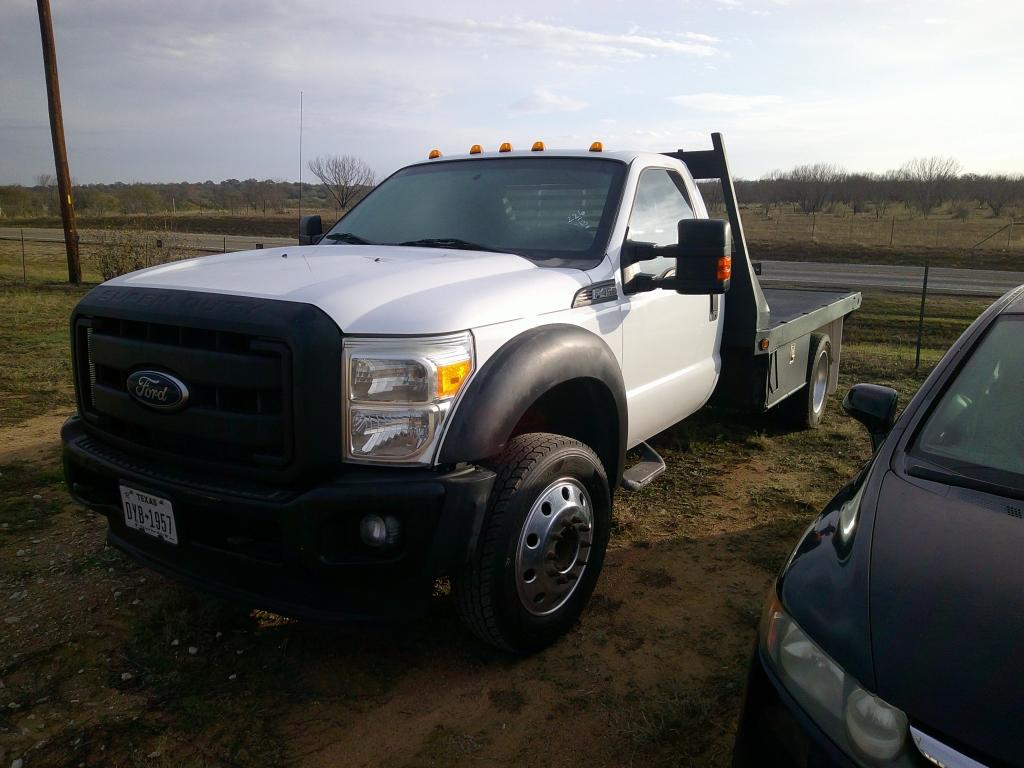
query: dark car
[{"left": 733, "top": 285, "right": 1024, "bottom": 767}]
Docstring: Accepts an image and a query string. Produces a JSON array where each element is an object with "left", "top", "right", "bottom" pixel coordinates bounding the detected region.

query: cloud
[
  {"left": 510, "top": 88, "right": 588, "bottom": 115},
  {"left": 389, "top": 17, "right": 719, "bottom": 60},
  {"left": 669, "top": 92, "right": 783, "bottom": 112},
  {"left": 924, "top": 17, "right": 948, "bottom": 25}
]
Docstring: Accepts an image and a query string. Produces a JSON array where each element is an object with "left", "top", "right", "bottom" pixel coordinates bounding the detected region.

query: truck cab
[{"left": 62, "top": 134, "right": 860, "bottom": 652}]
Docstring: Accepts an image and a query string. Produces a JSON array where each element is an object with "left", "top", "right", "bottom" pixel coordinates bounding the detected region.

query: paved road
[
  {"left": 757, "top": 260, "right": 1023, "bottom": 297},
  {"left": 4, "top": 227, "right": 1022, "bottom": 296}
]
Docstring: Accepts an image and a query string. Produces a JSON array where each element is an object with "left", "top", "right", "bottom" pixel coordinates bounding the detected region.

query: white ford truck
[{"left": 62, "top": 133, "right": 861, "bottom": 652}]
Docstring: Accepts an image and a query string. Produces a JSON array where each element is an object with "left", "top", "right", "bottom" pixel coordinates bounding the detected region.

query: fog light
[{"left": 360, "top": 514, "right": 401, "bottom": 548}]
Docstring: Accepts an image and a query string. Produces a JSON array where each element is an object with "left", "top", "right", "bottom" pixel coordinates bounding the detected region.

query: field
[
  {"left": 0, "top": 240, "right": 994, "bottom": 767},
  {"left": 5, "top": 200, "right": 1023, "bottom": 279}
]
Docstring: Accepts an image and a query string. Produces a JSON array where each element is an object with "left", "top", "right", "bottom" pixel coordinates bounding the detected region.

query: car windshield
[
  {"left": 914, "top": 316, "right": 1024, "bottom": 490},
  {"left": 324, "top": 157, "right": 627, "bottom": 267}
]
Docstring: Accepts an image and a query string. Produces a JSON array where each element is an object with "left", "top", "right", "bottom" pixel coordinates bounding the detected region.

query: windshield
[
  {"left": 913, "top": 316, "right": 1024, "bottom": 490},
  {"left": 325, "top": 157, "right": 627, "bottom": 267}
]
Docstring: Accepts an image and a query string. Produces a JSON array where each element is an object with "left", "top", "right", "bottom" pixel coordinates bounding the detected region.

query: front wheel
[{"left": 454, "top": 433, "right": 611, "bottom": 653}]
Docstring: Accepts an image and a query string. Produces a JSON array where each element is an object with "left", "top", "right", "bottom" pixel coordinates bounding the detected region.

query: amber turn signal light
[
  {"left": 469, "top": 144, "right": 482, "bottom": 154},
  {"left": 437, "top": 360, "right": 472, "bottom": 398},
  {"left": 428, "top": 149, "right": 442, "bottom": 159},
  {"left": 716, "top": 255, "right": 732, "bottom": 281},
  {"left": 589, "top": 141, "right": 603, "bottom": 152},
  {"left": 531, "top": 141, "right": 545, "bottom": 151},
  {"left": 498, "top": 142, "right": 512, "bottom": 152}
]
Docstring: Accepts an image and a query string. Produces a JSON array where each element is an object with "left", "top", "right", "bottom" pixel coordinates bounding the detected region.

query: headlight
[
  {"left": 761, "top": 594, "right": 911, "bottom": 765},
  {"left": 343, "top": 332, "right": 474, "bottom": 464}
]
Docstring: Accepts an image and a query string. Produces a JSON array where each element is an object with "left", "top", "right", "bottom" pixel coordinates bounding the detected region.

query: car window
[
  {"left": 327, "top": 157, "right": 627, "bottom": 268},
  {"left": 626, "top": 169, "right": 695, "bottom": 278},
  {"left": 914, "top": 317, "right": 1024, "bottom": 486}
]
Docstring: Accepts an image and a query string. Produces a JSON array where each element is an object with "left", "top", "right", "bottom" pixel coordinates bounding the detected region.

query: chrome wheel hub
[
  {"left": 812, "top": 351, "right": 829, "bottom": 415},
  {"left": 515, "top": 478, "right": 594, "bottom": 616}
]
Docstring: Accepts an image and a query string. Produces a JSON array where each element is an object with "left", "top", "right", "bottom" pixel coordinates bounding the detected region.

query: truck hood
[{"left": 106, "top": 244, "right": 593, "bottom": 334}]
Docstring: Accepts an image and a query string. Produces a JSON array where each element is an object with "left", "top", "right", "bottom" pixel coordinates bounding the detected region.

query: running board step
[{"left": 621, "top": 442, "right": 666, "bottom": 491}]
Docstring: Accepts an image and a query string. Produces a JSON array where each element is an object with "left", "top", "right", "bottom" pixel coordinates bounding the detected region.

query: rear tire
[
  {"left": 454, "top": 432, "right": 610, "bottom": 654},
  {"left": 787, "top": 333, "right": 832, "bottom": 429}
]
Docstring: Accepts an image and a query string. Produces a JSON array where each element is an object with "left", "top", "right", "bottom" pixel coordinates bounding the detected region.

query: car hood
[
  {"left": 869, "top": 470, "right": 1024, "bottom": 764},
  {"left": 104, "top": 244, "right": 592, "bottom": 334}
]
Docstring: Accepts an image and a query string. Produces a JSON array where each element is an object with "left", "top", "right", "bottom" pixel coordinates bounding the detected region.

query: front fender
[{"left": 438, "top": 324, "right": 627, "bottom": 483}]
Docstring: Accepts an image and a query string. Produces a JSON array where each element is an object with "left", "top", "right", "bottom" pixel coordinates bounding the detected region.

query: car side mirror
[
  {"left": 842, "top": 384, "right": 898, "bottom": 450},
  {"left": 672, "top": 218, "right": 731, "bottom": 295},
  {"left": 298, "top": 214, "right": 323, "bottom": 245}
]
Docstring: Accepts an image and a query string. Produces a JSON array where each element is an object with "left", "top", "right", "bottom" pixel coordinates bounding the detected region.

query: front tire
[{"left": 454, "top": 433, "right": 611, "bottom": 653}]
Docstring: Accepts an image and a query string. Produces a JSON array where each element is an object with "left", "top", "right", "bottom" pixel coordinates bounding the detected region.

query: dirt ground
[{"left": 0, "top": 400, "right": 873, "bottom": 768}]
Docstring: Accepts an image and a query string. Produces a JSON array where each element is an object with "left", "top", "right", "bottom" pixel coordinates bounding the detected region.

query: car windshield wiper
[
  {"left": 398, "top": 237, "right": 499, "bottom": 253},
  {"left": 906, "top": 460, "right": 1024, "bottom": 500},
  {"left": 323, "top": 232, "right": 373, "bottom": 245}
]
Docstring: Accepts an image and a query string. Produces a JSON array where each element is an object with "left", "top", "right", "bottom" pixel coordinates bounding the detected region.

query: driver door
[{"left": 620, "top": 168, "right": 721, "bottom": 446}]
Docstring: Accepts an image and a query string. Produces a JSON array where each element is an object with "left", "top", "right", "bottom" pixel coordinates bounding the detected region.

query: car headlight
[
  {"left": 343, "top": 332, "right": 474, "bottom": 465},
  {"left": 761, "top": 594, "right": 911, "bottom": 765}
]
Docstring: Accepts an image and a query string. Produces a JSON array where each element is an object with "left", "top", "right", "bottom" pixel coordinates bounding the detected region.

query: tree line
[
  {"left": 1, "top": 154, "right": 1021, "bottom": 220},
  {"left": 707, "top": 157, "right": 1023, "bottom": 219}
]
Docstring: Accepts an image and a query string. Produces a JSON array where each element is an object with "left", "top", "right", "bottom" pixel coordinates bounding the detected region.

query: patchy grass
[{"left": 0, "top": 281, "right": 89, "bottom": 425}]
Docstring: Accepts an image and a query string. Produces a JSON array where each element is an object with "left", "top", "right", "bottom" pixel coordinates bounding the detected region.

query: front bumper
[{"left": 62, "top": 416, "right": 495, "bottom": 622}]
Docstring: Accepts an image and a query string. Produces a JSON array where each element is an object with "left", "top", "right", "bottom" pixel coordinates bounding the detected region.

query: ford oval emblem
[{"left": 126, "top": 370, "right": 189, "bottom": 412}]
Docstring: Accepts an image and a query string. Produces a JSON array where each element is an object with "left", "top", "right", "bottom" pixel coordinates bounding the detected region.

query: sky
[{"left": 2, "top": 0, "right": 1023, "bottom": 185}]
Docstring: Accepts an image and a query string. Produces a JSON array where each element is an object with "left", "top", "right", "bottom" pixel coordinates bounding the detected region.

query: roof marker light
[
  {"left": 469, "top": 144, "right": 482, "bottom": 154},
  {"left": 499, "top": 142, "right": 512, "bottom": 152},
  {"left": 589, "top": 141, "right": 603, "bottom": 152},
  {"left": 531, "top": 141, "right": 545, "bottom": 151},
  {"left": 428, "top": 149, "right": 442, "bottom": 159}
]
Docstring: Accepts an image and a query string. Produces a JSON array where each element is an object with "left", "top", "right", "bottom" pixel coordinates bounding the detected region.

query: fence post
[
  {"left": 21, "top": 228, "right": 27, "bottom": 282},
  {"left": 915, "top": 260, "right": 930, "bottom": 370},
  {"left": 223, "top": 236, "right": 227, "bottom": 253},
  {"left": 811, "top": 213, "right": 816, "bottom": 240},
  {"left": 1008, "top": 218, "right": 1014, "bottom": 249},
  {"left": 889, "top": 216, "right": 896, "bottom": 247}
]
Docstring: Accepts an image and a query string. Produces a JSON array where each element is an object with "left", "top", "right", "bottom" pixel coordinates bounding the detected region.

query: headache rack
[{"left": 665, "top": 133, "right": 862, "bottom": 412}]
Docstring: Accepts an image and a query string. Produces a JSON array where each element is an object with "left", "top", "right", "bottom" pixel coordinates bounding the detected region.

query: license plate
[{"left": 120, "top": 485, "right": 178, "bottom": 545}]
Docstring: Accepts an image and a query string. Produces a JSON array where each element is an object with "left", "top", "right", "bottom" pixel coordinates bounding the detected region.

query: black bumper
[
  {"left": 62, "top": 416, "right": 495, "bottom": 623},
  {"left": 732, "top": 647, "right": 858, "bottom": 768}
]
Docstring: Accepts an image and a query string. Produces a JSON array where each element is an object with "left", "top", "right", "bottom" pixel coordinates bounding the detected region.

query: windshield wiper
[
  {"left": 906, "top": 460, "right": 1024, "bottom": 500},
  {"left": 398, "top": 237, "right": 499, "bottom": 253},
  {"left": 323, "top": 232, "right": 373, "bottom": 245}
]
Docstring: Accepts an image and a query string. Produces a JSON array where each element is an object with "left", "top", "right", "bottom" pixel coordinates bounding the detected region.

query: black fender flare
[{"left": 439, "top": 324, "right": 627, "bottom": 484}]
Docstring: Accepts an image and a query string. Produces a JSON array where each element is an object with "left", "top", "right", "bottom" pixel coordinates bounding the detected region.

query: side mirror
[
  {"left": 298, "top": 214, "right": 323, "bottom": 245},
  {"left": 672, "top": 218, "right": 731, "bottom": 295},
  {"left": 842, "top": 384, "right": 898, "bottom": 450}
]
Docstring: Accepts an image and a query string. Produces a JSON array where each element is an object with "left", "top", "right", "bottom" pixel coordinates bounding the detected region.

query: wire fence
[
  {"left": 736, "top": 208, "right": 1020, "bottom": 251},
  {"left": 0, "top": 227, "right": 297, "bottom": 284}
]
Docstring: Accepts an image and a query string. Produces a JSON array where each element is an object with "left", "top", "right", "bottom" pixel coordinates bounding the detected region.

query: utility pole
[
  {"left": 298, "top": 90, "right": 303, "bottom": 220},
  {"left": 36, "top": 0, "right": 80, "bottom": 284}
]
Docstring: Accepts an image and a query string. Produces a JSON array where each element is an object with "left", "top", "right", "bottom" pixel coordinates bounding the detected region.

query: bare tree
[
  {"left": 783, "top": 163, "right": 846, "bottom": 214},
  {"left": 899, "top": 156, "right": 961, "bottom": 216},
  {"left": 35, "top": 173, "right": 57, "bottom": 211},
  {"left": 978, "top": 174, "right": 1022, "bottom": 218},
  {"left": 307, "top": 155, "right": 376, "bottom": 211}
]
